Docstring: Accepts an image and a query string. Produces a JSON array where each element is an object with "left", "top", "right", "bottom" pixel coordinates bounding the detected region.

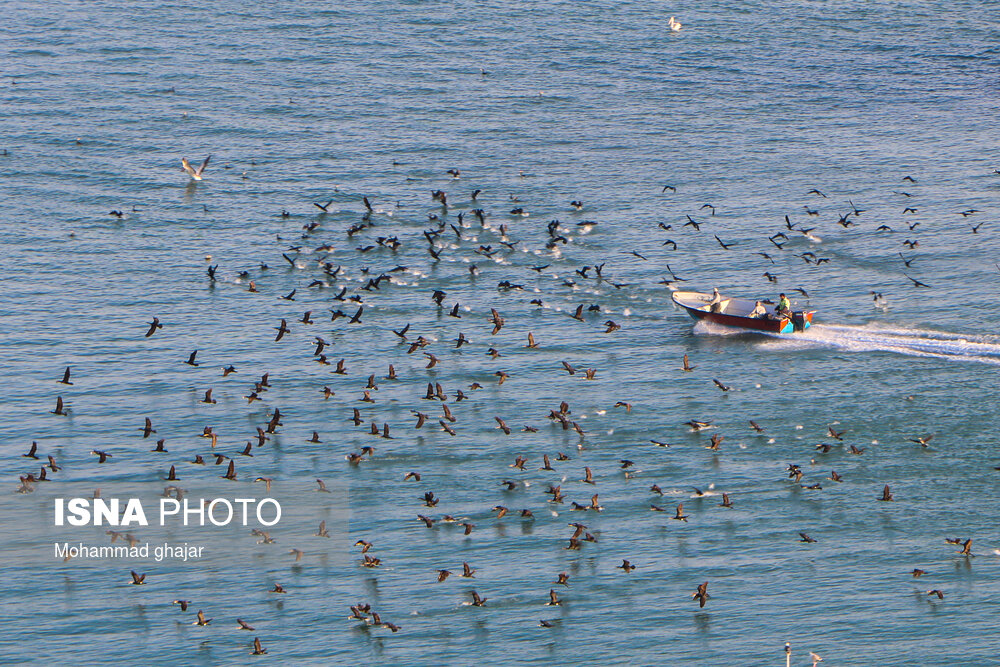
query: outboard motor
[{"left": 792, "top": 311, "right": 807, "bottom": 332}]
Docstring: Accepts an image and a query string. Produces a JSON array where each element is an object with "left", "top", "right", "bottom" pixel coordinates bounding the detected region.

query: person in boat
[
  {"left": 707, "top": 287, "right": 723, "bottom": 313},
  {"left": 749, "top": 300, "right": 767, "bottom": 318},
  {"left": 776, "top": 293, "right": 792, "bottom": 318}
]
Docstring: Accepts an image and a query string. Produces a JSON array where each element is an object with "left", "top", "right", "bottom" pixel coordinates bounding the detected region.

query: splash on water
[
  {"left": 693, "top": 319, "right": 1000, "bottom": 365},
  {"left": 763, "top": 323, "right": 1000, "bottom": 365}
]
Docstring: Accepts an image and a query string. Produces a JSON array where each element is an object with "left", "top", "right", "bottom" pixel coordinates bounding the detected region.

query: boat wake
[{"left": 763, "top": 323, "right": 1000, "bottom": 365}]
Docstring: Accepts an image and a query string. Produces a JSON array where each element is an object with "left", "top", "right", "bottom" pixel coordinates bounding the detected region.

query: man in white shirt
[{"left": 707, "top": 287, "right": 723, "bottom": 312}]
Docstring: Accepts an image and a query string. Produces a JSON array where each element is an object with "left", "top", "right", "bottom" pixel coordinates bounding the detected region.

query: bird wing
[{"left": 196, "top": 155, "right": 211, "bottom": 176}]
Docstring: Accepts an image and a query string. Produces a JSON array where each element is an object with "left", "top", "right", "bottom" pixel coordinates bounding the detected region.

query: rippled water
[{"left": 3, "top": 1, "right": 1000, "bottom": 665}]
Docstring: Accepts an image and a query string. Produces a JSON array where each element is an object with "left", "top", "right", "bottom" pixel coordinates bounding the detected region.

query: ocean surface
[{"left": 2, "top": 1, "right": 1000, "bottom": 664}]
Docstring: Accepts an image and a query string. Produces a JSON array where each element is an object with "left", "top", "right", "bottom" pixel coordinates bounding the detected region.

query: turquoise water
[{"left": 3, "top": 1, "right": 1000, "bottom": 664}]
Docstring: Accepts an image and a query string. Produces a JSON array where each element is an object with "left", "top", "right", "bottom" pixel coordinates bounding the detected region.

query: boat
[{"left": 671, "top": 290, "right": 814, "bottom": 333}]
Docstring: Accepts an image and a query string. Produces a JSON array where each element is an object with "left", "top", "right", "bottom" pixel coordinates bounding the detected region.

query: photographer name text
[{"left": 55, "top": 541, "right": 204, "bottom": 561}]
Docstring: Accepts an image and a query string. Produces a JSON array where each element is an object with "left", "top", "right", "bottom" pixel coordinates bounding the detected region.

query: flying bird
[
  {"left": 691, "top": 581, "right": 710, "bottom": 608},
  {"left": 714, "top": 235, "right": 736, "bottom": 250},
  {"left": 145, "top": 318, "right": 163, "bottom": 337},
  {"left": 681, "top": 354, "right": 694, "bottom": 372},
  {"left": 181, "top": 155, "right": 211, "bottom": 180}
]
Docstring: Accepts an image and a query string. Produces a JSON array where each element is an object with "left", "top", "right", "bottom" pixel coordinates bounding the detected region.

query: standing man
[{"left": 707, "top": 287, "right": 723, "bottom": 313}]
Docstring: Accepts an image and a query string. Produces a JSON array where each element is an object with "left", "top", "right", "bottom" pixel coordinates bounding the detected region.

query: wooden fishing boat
[{"left": 671, "top": 290, "right": 814, "bottom": 334}]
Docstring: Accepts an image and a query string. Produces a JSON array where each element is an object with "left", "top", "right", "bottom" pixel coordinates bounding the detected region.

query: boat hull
[
  {"left": 671, "top": 291, "right": 814, "bottom": 334},
  {"left": 680, "top": 307, "right": 796, "bottom": 333}
]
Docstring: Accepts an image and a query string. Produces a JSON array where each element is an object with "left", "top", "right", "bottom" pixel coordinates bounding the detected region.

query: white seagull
[
  {"left": 668, "top": 16, "right": 682, "bottom": 32},
  {"left": 181, "top": 155, "right": 211, "bottom": 180}
]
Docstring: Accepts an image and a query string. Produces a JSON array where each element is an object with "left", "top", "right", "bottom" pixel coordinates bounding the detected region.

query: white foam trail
[
  {"left": 762, "top": 323, "right": 1000, "bottom": 365},
  {"left": 820, "top": 323, "right": 1000, "bottom": 345}
]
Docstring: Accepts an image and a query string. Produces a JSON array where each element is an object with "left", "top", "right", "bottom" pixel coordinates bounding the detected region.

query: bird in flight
[
  {"left": 691, "top": 581, "right": 710, "bottom": 608},
  {"left": 181, "top": 155, "right": 211, "bottom": 181}
]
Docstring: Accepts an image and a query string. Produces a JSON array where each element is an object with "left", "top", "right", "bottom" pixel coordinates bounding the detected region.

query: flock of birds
[{"left": 13, "top": 153, "right": 998, "bottom": 663}]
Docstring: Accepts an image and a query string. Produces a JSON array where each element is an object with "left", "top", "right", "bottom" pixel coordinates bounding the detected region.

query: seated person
[{"left": 749, "top": 300, "right": 767, "bottom": 318}]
